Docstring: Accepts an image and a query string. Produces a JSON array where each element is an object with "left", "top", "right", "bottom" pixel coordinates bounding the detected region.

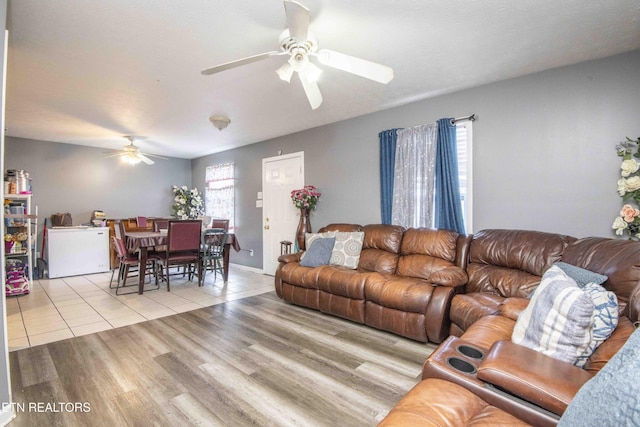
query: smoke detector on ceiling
[{"left": 209, "top": 115, "right": 231, "bottom": 131}]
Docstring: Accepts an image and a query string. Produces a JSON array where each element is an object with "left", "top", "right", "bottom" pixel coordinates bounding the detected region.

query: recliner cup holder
[
  {"left": 457, "top": 345, "right": 484, "bottom": 360},
  {"left": 446, "top": 357, "right": 477, "bottom": 374}
]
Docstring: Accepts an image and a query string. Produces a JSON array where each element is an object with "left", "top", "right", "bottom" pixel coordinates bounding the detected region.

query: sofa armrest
[
  {"left": 477, "top": 340, "right": 594, "bottom": 416},
  {"left": 424, "top": 285, "right": 456, "bottom": 343},
  {"left": 497, "top": 297, "right": 530, "bottom": 321},
  {"left": 430, "top": 266, "right": 468, "bottom": 287},
  {"left": 278, "top": 252, "right": 303, "bottom": 263}
]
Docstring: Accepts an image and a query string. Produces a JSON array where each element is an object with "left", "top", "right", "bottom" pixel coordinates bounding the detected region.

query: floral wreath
[
  {"left": 172, "top": 185, "right": 204, "bottom": 220},
  {"left": 612, "top": 136, "right": 640, "bottom": 239}
]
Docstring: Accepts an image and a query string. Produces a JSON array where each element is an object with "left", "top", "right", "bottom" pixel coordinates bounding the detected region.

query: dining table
[{"left": 125, "top": 230, "right": 241, "bottom": 294}]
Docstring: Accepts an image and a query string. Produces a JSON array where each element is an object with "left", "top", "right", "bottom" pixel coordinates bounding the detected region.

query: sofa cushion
[
  {"left": 396, "top": 228, "right": 466, "bottom": 286},
  {"left": 558, "top": 327, "right": 640, "bottom": 427},
  {"left": 561, "top": 237, "right": 640, "bottom": 318},
  {"left": 358, "top": 224, "right": 404, "bottom": 274},
  {"left": 327, "top": 231, "right": 364, "bottom": 269},
  {"left": 450, "top": 293, "right": 503, "bottom": 332},
  {"left": 512, "top": 265, "right": 597, "bottom": 366},
  {"left": 316, "top": 267, "right": 368, "bottom": 299},
  {"left": 556, "top": 261, "right": 608, "bottom": 287},
  {"left": 299, "top": 237, "right": 335, "bottom": 268},
  {"left": 574, "top": 282, "right": 618, "bottom": 366},
  {"left": 378, "top": 378, "right": 532, "bottom": 427},
  {"left": 365, "top": 274, "right": 434, "bottom": 313},
  {"left": 303, "top": 231, "right": 364, "bottom": 269},
  {"left": 466, "top": 229, "right": 574, "bottom": 298}
]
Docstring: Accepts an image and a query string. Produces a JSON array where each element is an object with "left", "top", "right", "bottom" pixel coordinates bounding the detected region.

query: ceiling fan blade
[
  {"left": 141, "top": 152, "right": 168, "bottom": 160},
  {"left": 284, "top": 0, "right": 309, "bottom": 40},
  {"left": 298, "top": 72, "right": 322, "bottom": 110},
  {"left": 137, "top": 153, "right": 155, "bottom": 165},
  {"left": 201, "top": 51, "right": 281, "bottom": 75},
  {"left": 316, "top": 49, "right": 394, "bottom": 84},
  {"left": 104, "top": 152, "right": 126, "bottom": 158}
]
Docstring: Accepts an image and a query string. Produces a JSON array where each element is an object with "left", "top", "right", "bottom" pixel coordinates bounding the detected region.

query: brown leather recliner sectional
[
  {"left": 275, "top": 223, "right": 471, "bottom": 343},
  {"left": 275, "top": 224, "right": 640, "bottom": 425},
  {"left": 379, "top": 232, "right": 640, "bottom": 426}
]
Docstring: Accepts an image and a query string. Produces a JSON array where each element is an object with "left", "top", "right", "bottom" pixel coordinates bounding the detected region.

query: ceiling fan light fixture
[
  {"left": 209, "top": 115, "right": 231, "bottom": 131},
  {"left": 124, "top": 154, "right": 141, "bottom": 165},
  {"left": 276, "top": 62, "right": 294, "bottom": 82},
  {"left": 288, "top": 49, "right": 310, "bottom": 73}
]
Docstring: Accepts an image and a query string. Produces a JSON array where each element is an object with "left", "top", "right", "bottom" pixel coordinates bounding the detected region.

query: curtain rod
[{"left": 450, "top": 114, "right": 476, "bottom": 125}]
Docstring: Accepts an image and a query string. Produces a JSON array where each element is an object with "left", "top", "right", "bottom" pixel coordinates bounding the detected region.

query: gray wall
[
  {"left": 4, "top": 51, "right": 639, "bottom": 271},
  {"left": 4, "top": 137, "right": 191, "bottom": 232},
  {"left": 192, "top": 49, "right": 640, "bottom": 269}
]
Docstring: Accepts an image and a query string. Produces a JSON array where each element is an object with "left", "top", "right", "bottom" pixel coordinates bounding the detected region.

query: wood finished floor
[{"left": 8, "top": 291, "right": 436, "bottom": 426}]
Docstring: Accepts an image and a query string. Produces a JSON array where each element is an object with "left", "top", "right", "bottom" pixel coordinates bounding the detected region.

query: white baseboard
[{"left": 229, "top": 262, "right": 264, "bottom": 275}]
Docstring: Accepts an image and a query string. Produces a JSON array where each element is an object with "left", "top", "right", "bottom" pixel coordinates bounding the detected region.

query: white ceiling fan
[
  {"left": 200, "top": 0, "right": 394, "bottom": 110},
  {"left": 104, "top": 136, "right": 168, "bottom": 165}
]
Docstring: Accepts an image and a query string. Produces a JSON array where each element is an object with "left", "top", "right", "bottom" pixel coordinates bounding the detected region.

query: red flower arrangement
[{"left": 291, "top": 185, "right": 321, "bottom": 210}]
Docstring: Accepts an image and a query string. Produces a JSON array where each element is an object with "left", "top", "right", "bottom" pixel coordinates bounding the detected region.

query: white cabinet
[{"left": 47, "top": 227, "right": 110, "bottom": 278}]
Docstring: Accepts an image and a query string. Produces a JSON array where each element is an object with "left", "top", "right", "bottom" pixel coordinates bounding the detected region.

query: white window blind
[{"left": 205, "top": 162, "right": 235, "bottom": 230}]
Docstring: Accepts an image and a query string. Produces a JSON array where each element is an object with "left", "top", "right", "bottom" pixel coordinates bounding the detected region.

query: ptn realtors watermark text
[{"left": 3, "top": 402, "right": 91, "bottom": 413}]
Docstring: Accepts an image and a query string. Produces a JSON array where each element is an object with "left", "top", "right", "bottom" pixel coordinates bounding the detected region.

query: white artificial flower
[
  {"left": 626, "top": 176, "right": 640, "bottom": 192},
  {"left": 612, "top": 216, "right": 628, "bottom": 235},
  {"left": 618, "top": 178, "right": 628, "bottom": 196},
  {"left": 621, "top": 159, "right": 640, "bottom": 177}
]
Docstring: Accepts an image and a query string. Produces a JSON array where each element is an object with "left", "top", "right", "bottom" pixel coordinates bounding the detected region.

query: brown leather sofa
[
  {"left": 275, "top": 223, "right": 471, "bottom": 343},
  {"left": 449, "top": 229, "right": 576, "bottom": 336},
  {"left": 379, "top": 234, "right": 640, "bottom": 426}
]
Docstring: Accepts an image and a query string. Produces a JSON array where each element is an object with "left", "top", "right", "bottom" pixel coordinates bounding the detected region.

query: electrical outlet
[{"left": 249, "top": 249, "right": 254, "bottom": 256}]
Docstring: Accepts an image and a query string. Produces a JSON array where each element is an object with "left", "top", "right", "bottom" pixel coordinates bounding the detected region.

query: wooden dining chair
[
  {"left": 211, "top": 218, "right": 230, "bottom": 231},
  {"left": 200, "top": 228, "right": 227, "bottom": 282},
  {"left": 111, "top": 236, "right": 160, "bottom": 295},
  {"left": 155, "top": 219, "right": 202, "bottom": 291},
  {"left": 136, "top": 216, "right": 148, "bottom": 228},
  {"left": 153, "top": 219, "right": 169, "bottom": 231}
]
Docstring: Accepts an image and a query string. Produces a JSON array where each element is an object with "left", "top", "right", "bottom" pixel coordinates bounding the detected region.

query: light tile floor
[{"left": 6, "top": 266, "right": 274, "bottom": 351}]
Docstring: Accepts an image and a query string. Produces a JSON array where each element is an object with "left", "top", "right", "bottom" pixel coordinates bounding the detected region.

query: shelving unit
[{"left": 3, "top": 193, "right": 37, "bottom": 296}]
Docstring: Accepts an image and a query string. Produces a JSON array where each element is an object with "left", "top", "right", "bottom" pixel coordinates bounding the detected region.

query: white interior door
[{"left": 262, "top": 152, "right": 304, "bottom": 275}]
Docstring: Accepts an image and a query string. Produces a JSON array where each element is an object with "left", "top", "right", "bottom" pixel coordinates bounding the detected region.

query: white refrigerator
[{"left": 47, "top": 227, "right": 111, "bottom": 278}]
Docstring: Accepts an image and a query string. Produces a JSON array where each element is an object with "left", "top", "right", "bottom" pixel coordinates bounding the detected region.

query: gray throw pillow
[
  {"left": 556, "top": 262, "right": 608, "bottom": 287},
  {"left": 300, "top": 237, "right": 336, "bottom": 268}
]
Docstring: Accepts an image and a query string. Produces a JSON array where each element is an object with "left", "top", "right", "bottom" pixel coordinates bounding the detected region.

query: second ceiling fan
[{"left": 201, "top": 0, "right": 394, "bottom": 110}]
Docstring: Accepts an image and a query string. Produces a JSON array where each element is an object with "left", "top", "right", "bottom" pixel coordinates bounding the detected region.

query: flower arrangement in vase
[
  {"left": 172, "top": 185, "right": 204, "bottom": 220},
  {"left": 612, "top": 136, "right": 640, "bottom": 239},
  {"left": 290, "top": 185, "right": 321, "bottom": 250}
]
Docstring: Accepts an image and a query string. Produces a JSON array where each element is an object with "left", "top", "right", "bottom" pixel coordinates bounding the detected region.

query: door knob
[{"left": 264, "top": 225, "right": 270, "bottom": 230}]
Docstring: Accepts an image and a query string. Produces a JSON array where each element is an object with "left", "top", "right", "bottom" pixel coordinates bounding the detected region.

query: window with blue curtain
[{"left": 379, "top": 118, "right": 469, "bottom": 234}]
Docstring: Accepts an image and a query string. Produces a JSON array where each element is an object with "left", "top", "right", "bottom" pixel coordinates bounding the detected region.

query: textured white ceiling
[{"left": 5, "top": 0, "right": 640, "bottom": 159}]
